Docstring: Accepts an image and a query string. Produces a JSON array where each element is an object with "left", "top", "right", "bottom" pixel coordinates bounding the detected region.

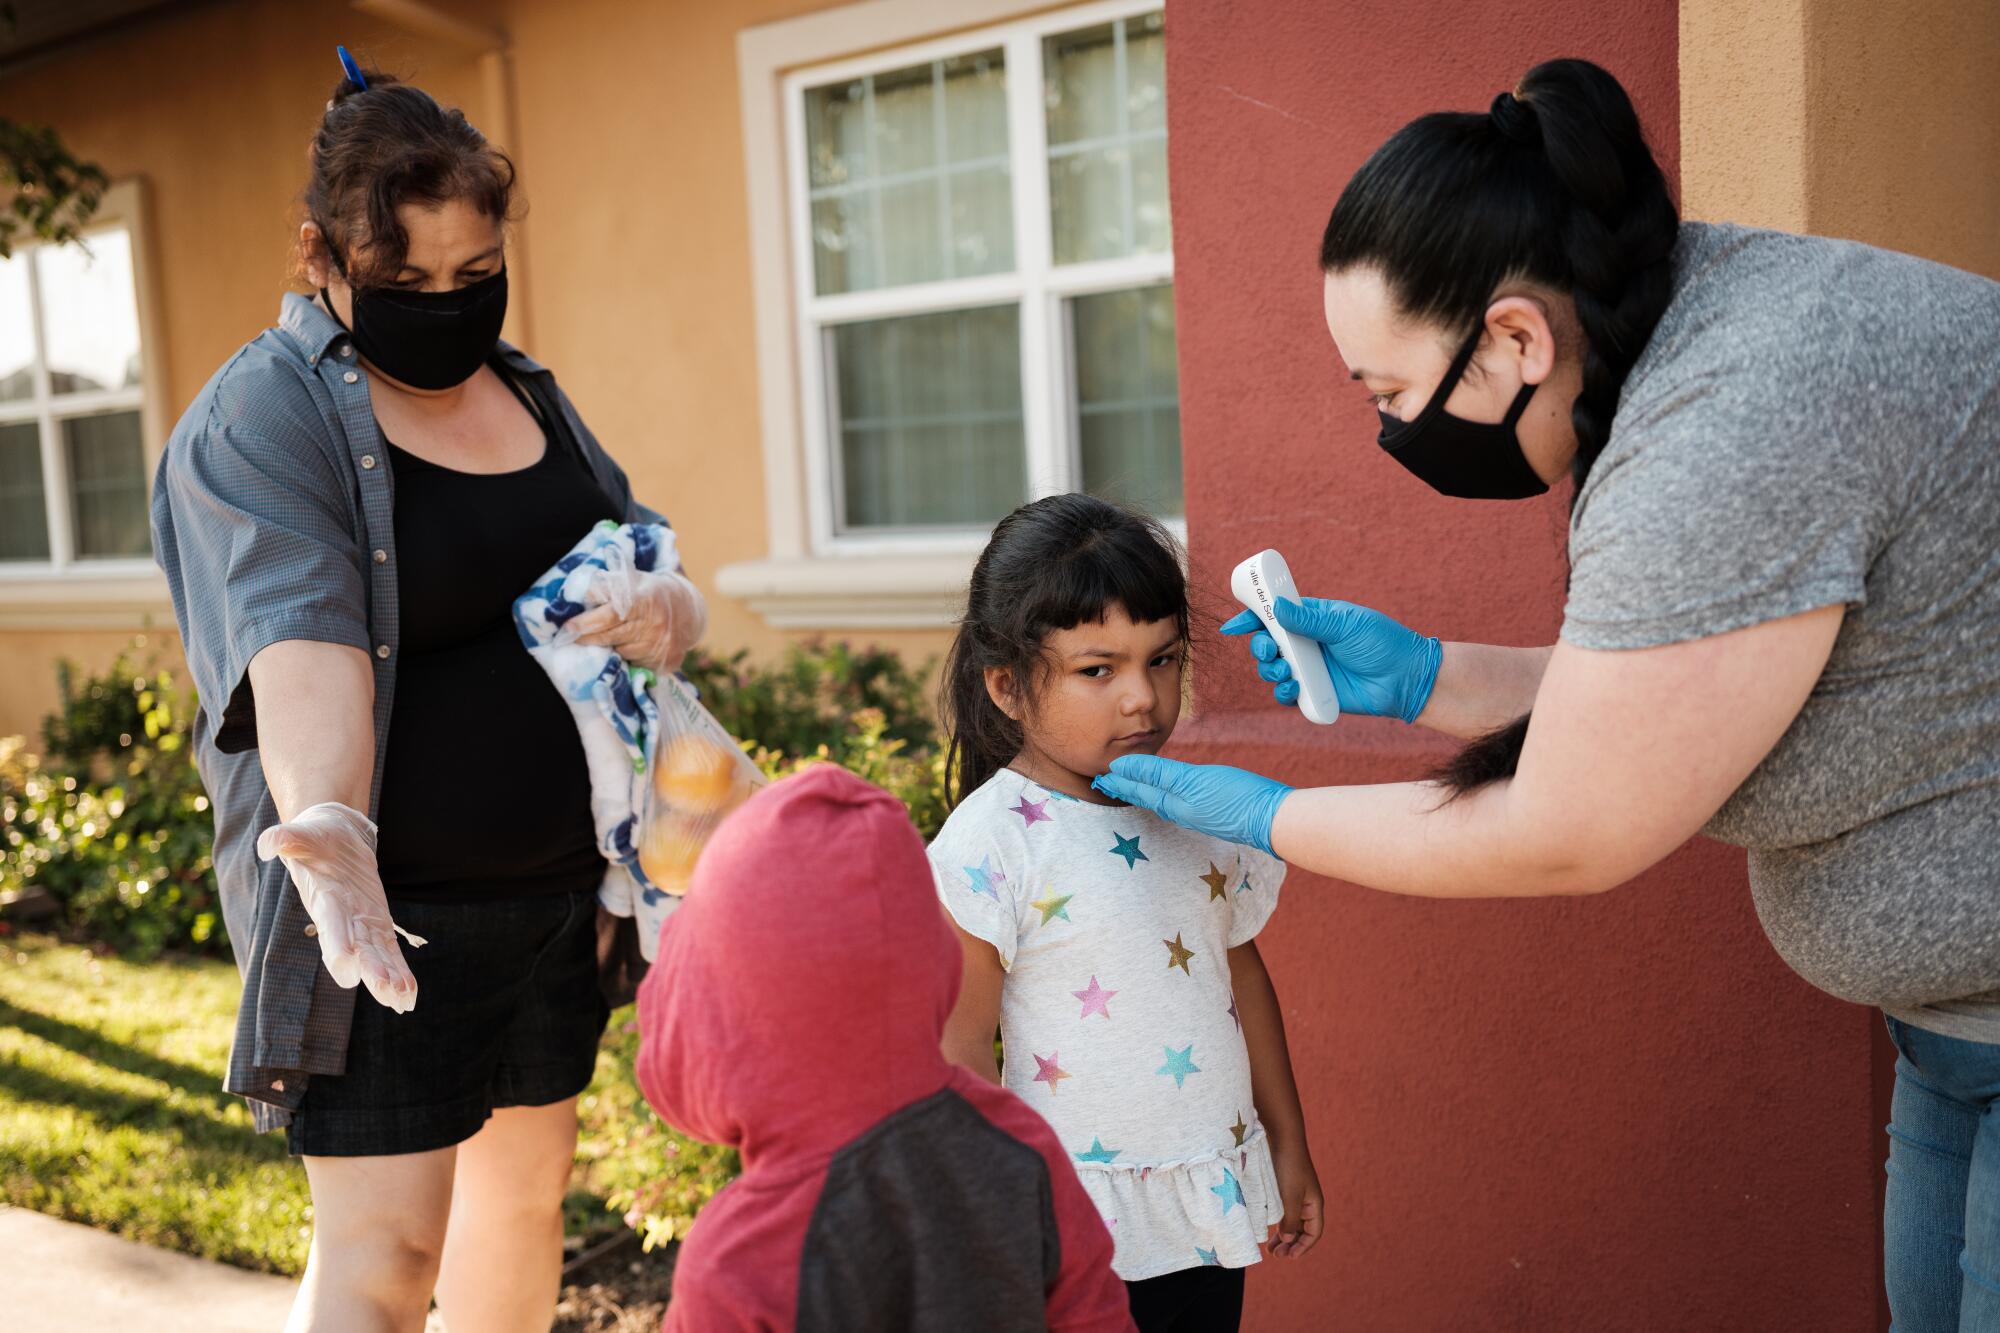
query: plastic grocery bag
[{"left": 638, "top": 676, "right": 767, "bottom": 897}]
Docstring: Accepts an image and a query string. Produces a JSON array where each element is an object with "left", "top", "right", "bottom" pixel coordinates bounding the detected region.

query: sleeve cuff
[{"left": 1561, "top": 576, "right": 1864, "bottom": 653}]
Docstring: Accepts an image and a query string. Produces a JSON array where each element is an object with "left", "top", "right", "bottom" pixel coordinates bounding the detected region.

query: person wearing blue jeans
[{"left": 1885, "top": 1018, "right": 2000, "bottom": 1330}]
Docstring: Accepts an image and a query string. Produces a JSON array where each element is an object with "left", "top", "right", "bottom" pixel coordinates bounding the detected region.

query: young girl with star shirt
[{"left": 930, "top": 494, "right": 1323, "bottom": 1332}]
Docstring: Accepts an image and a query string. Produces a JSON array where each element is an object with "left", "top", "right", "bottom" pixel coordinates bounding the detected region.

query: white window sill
[
  {"left": 0, "top": 565, "right": 173, "bottom": 630},
  {"left": 714, "top": 553, "right": 975, "bottom": 630}
]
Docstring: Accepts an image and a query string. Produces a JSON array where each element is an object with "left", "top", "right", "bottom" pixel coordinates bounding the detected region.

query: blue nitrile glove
[
  {"left": 1092, "top": 755, "right": 1294, "bottom": 856},
  {"left": 1219, "top": 597, "right": 1442, "bottom": 724}
]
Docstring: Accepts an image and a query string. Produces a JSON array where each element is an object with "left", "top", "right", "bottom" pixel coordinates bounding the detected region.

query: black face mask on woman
[
  {"left": 1375, "top": 324, "right": 1548, "bottom": 500},
  {"left": 320, "top": 246, "right": 508, "bottom": 391}
]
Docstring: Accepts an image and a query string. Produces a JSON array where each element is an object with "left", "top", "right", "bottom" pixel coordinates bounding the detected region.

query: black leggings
[{"left": 1126, "top": 1264, "right": 1246, "bottom": 1333}]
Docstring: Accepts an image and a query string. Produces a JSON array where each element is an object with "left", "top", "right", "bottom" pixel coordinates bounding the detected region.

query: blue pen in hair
[{"left": 336, "top": 45, "right": 367, "bottom": 91}]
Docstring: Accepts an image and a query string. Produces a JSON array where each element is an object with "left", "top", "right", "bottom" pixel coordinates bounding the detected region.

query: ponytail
[{"left": 1320, "top": 58, "right": 1679, "bottom": 795}]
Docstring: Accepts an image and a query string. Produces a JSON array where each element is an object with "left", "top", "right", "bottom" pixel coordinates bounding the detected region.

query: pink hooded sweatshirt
[{"left": 636, "top": 764, "right": 1134, "bottom": 1333}]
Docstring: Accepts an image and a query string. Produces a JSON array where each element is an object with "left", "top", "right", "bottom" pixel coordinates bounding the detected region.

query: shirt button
[
  {"left": 360, "top": 455, "right": 376, "bottom": 470},
  {"left": 376, "top": 644, "right": 392, "bottom": 660},
  {"left": 303, "top": 923, "right": 317, "bottom": 938},
  {"left": 308, "top": 354, "right": 317, "bottom": 366},
  {"left": 373, "top": 549, "right": 388, "bottom": 564},
  {"left": 343, "top": 371, "right": 359, "bottom": 384}
]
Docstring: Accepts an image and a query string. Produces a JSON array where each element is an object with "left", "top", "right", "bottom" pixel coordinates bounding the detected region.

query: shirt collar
[{"left": 278, "top": 291, "right": 349, "bottom": 364}]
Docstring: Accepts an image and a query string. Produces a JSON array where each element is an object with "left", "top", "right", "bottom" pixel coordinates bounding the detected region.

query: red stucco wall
[{"left": 1164, "top": 3, "right": 1883, "bottom": 1327}]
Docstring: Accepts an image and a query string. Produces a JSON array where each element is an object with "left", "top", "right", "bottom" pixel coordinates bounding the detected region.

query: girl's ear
[{"left": 983, "top": 665, "right": 1022, "bottom": 721}]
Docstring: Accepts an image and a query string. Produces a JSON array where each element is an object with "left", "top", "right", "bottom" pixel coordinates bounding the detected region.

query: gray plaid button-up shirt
[{"left": 152, "top": 293, "right": 659, "bottom": 1132}]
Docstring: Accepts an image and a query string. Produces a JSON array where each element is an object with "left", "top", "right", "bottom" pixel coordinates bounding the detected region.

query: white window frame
[
  {"left": 721, "top": 0, "right": 1176, "bottom": 628},
  {"left": 0, "top": 178, "right": 173, "bottom": 629}
]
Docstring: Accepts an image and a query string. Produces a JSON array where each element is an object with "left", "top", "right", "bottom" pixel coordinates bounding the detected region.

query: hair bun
[{"left": 1488, "top": 91, "right": 1541, "bottom": 146}]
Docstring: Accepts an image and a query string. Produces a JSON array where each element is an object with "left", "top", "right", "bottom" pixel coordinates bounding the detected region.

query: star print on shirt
[
  {"left": 1199, "top": 861, "right": 1230, "bottom": 901},
  {"left": 1009, "top": 795, "right": 1053, "bottom": 827},
  {"left": 1226, "top": 996, "right": 1240, "bottom": 1029},
  {"left": 1073, "top": 975, "right": 1116, "bottom": 1020},
  {"left": 1032, "top": 1051, "right": 1071, "bottom": 1094},
  {"left": 1212, "top": 1167, "right": 1246, "bottom": 1215},
  {"left": 1074, "top": 1136, "right": 1122, "bottom": 1165},
  {"left": 1163, "top": 932, "right": 1196, "bottom": 974},
  {"left": 1031, "top": 889, "right": 1074, "bottom": 925},
  {"left": 1230, "top": 1112, "right": 1249, "bottom": 1147},
  {"left": 962, "top": 855, "right": 1006, "bottom": 900},
  {"left": 1108, "top": 832, "right": 1148, "bottom": 868},
  {"left": 1158, "top": 1043, "right": 1201, "bottom": 1089},
  {"left": 1196, "top": 1246, "right": 1221, "bottom": 1267}
]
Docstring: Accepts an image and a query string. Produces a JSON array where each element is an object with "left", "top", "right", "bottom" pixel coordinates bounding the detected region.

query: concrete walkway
[{"left": 0, "top": 1204, "right": 297, "bottom": 1331}]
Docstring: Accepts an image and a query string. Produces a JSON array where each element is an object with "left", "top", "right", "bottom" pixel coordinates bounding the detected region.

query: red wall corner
[{"left": 1165, "top": 3, "right": 1879, "bottom": 1327}]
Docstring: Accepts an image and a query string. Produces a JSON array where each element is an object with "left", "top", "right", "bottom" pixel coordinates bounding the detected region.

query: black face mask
[
  {"left": 1375, "top": 325, "right": 1548, "bottom": 500},
  {"left": 320, "top": 248, "right": 508, "bottom": 391}
]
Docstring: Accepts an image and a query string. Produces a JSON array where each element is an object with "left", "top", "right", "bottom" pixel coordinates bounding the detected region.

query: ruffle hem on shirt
[{"left": 1072, "top": 1125, "right": 1282, "bottom": 1281}]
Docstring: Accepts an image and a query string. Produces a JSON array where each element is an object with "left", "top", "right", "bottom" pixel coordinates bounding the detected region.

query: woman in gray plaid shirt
[{"left": 151, "top": 55, "right": 702, "bottom": 1331}]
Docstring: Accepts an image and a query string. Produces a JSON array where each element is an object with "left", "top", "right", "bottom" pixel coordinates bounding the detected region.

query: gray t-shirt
[{"left": 1563, "top": 222, "right": 2000, "bottom": 1039}]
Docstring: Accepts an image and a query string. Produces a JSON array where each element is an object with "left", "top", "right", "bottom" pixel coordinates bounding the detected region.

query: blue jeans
[{"left": 1885, "top": 1015, "right": 2000, "bottom": 1331}]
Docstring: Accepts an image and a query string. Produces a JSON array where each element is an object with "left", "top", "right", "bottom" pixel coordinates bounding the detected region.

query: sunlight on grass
[
  {"left": 0, "top": 934, "right": 313, "bottom": 1272},
  {"left": 0, "top": 933, "right": 639, "bottom": 1275}
]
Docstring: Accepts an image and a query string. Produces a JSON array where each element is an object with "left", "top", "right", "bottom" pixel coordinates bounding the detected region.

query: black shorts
[{"left": 287, "top": 889, "right": 611, "bottom": 1158}]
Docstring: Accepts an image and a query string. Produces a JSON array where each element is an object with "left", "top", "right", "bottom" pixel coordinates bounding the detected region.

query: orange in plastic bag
[{"left": 637, "top": 678, "right": 765, "bottom": 896}]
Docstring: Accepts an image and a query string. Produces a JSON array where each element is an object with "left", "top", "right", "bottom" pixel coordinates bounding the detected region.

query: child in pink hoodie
[{"left": 636, "top": 764, "right": 1135, "bottom": 1332}]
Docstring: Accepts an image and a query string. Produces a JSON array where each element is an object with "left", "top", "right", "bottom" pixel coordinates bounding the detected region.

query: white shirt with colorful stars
[{"left": 928, "top": 768, "right": 1287, "bottom": 1281}]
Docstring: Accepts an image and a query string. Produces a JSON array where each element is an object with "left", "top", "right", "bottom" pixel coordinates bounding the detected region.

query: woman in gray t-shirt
[{"left": 1096, "top": 59, "right": 1999, "bottom": 1329}]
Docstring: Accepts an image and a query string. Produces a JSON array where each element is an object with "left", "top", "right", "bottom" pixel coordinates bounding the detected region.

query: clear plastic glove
[
  {"left": 1220, "top": 596, "right": 1442, "bottom": 724},
  {"left": 256, "top": 802, "right": 424, "bottom": 1013},
  {"left": 1091, "top": 755, "right": 1294, "bottom": 856},
  {"left": 565, "top": 547, "right": 705, "bottom": 673}
]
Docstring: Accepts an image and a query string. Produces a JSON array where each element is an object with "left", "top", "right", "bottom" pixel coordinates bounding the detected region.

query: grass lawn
[{"left": 0, "top": 933, "right": 641, "bottom": 1276}]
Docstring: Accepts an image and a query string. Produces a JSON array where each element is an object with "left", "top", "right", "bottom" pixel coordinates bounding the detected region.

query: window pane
[
  {"left": 38, "top": 228, "right": 142, "bottom": 396},
  {"left": 942, "top": 53, "right": 1008, "bottom": 162},
  {"left": 869, "top": 62, "right": 937, "bottom": 177},
  {"left": 1050, "top": 146, "right": 1130, "bottom": 266},
  {"left": 1126, "top": 11, "right": 1167, "bottom": 135},
  {"left": 63, "top": 410, "right": 149, "bottom": 558},
  {"left": 804, "top": 49, "right": 1012, "bottom": 295},
  {"left": 1073, "top": 285, "right": 1181, "bottom": 515},
  {"left": 878, "top": 178, "right": 945, "bottom": 288},
  {"left": 1046, "top": 14, "right": 1170, "bottom": 264},
  {"left": 0, "top": 253, "right": 34, "bottom": 402},
  {"left": 0, "top": 421, "right": 48, "bottom": 561},
  {"left": 831, "top": 305, "right": 1026, "bottom": 530},
  {"left": 1044, "top": 23, "right": 1121, "bottom": 145}
]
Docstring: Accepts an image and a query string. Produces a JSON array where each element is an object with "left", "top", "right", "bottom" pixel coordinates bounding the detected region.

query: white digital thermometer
[{"left": 1230, "top": 549, "right": 1340, "bottom": 725}]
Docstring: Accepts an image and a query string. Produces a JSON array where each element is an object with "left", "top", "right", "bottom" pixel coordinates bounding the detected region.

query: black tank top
[{"left": 374, "top": 364, "right": 617, "bottom": 901}]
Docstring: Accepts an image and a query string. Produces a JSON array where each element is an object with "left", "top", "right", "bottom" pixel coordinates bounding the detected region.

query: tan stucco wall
[
  {"left": 1681, "top": 0, "right": 2000, "bottom": 279},
  {"left": 0, "top": 0, "right": 950, "bottom": 740}
]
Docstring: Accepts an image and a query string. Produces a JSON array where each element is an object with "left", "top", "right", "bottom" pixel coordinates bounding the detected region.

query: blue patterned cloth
[{"left": 515, "top": 519, "right": 683, "bottom": 958}]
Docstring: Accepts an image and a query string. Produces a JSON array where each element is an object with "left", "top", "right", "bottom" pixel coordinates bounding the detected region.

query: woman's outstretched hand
[
  {"left": 1221, "top": 596, "right": 1441, "bottom": 723},
  {"left": 257, "top": 802, "right": 424, "bottom": 1013},
  {"left": 1091, "top": 755, "right": 1294, "bottom": 855}
]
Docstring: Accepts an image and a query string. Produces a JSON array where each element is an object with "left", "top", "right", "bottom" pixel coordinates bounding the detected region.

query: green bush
[
  {"left": 2, "top": 649, "right": 222, "bottom": 959},
  {"left": 682, "top": 639, "right": 936, "bottom": 761}
]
